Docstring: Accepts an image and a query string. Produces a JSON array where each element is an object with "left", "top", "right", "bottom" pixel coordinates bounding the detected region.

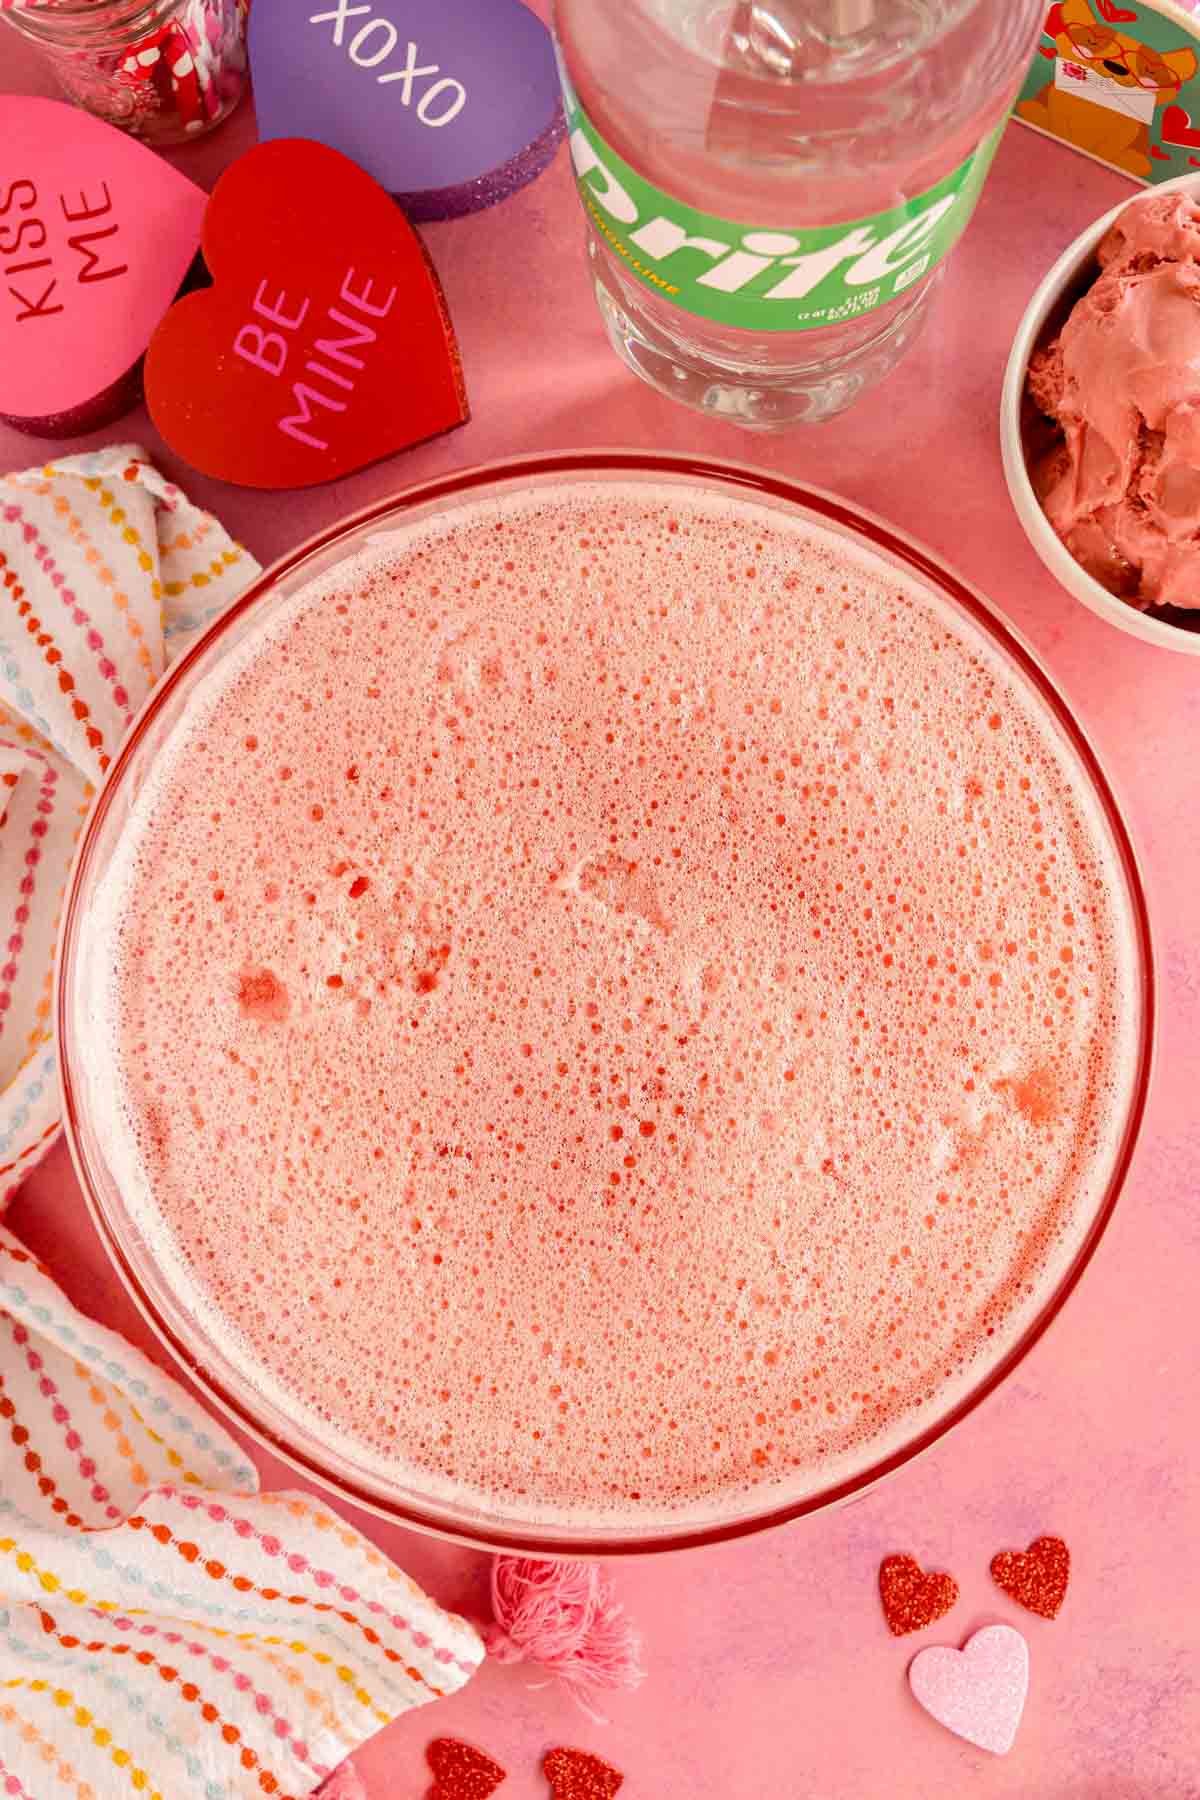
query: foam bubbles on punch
[{"left": 92, "top": 480, "right": 1141, "bottom": 1528}]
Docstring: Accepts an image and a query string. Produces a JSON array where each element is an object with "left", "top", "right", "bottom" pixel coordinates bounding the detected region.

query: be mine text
[{"left": 233, "top": 266, "right": 398, "bottom": 452}]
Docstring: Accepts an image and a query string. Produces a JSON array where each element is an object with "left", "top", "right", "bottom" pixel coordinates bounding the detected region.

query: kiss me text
[{"left": 1, "top": 178, "right": 129, "bottom": 326}]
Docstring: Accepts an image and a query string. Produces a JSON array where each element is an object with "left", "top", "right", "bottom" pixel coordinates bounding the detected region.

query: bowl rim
[
  {"left": 1001, "top": 169, "right": 1200, "bottom": 655},
  {"left": 57, "top": 449, "right": 1157, "bottom": 1555}
]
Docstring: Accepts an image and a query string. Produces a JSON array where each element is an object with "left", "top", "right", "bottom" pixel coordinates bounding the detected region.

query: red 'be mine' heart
[{"left": 145, "top": 137, "right": 467, "bottom": 488}]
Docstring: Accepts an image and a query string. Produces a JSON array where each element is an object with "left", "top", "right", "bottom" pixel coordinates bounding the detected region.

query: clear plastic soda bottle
[{"left": 552, "top": 0, "right": 1046, "bottom": 428}]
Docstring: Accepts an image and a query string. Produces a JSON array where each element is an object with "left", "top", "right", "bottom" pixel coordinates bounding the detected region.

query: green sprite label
[{"left": 561, "top": 73, "right": 1004, "bottom": 334}]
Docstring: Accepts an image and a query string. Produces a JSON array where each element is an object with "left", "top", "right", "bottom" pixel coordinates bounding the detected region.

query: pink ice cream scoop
[{"left": 1027, "top": 192, "right": 1200, "bottom": 611}]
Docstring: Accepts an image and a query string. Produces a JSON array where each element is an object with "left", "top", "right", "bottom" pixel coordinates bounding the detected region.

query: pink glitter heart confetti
[{"left": 908, "top": 1623, "right": 1029, "bottom": 1755}]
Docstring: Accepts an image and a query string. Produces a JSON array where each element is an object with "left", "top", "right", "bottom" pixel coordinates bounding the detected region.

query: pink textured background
[{"left": 3, "top": 23, "right": 1199, "bottom": 1798}]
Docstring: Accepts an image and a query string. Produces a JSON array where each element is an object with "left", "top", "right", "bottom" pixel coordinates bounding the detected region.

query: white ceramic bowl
[{"left": 1001, "top": 170, "right": 1200, "bottom": 656}]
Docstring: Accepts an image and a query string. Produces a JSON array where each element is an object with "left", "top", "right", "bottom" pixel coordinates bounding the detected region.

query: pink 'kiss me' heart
[{"left": 908, "top": 1623, "right": 1029, "bottom": 1755}]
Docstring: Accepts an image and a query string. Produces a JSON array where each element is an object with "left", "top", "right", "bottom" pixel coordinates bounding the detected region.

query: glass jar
[{"left": 1, "top": 0, "right": 248, "bottom": 146}]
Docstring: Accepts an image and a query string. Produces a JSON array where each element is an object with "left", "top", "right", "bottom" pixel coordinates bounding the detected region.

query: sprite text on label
[{"left": 561, "top": 80, "right": 1003, "bottom": 334}]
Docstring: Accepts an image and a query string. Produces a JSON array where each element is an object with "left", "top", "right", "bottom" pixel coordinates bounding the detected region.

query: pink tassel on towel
[{"left": 481, "top": 1557, "right": 646, "bottom": 1704}]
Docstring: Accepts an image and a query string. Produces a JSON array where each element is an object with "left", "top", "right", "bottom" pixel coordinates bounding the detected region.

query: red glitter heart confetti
[
  {"left": 990, "top": 1535, "right": 1070, "bottom": 1620},
  {"left": 879, "top": 1553, "right": 960, "bottom": 1637},
  {"left": 426, "top": 1738, "right": 507, "bottom": 1800},
  {"left": 544, "top": 1748, "right": 624, "bottom": 1800}
]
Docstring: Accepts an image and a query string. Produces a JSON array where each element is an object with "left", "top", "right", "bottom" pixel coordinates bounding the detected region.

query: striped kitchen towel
[
  {"left": 0, "top": 1228, "right": 483, "bottom": 1799},
  {"left": 0, "top": 446, "right": 484, "bottom": 1796},
  {"left": 0, "top": 444, "right": 257, "bottom": 1204}
]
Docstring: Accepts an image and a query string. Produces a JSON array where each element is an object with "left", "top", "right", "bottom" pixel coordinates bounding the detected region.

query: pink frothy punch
[
  {"left": 59, "top": 465, "right": 1151, "bottom": 1552},
  {"left": 0, "top": 96, "right": 205, "bottom": 437},
  {"left": 909, "top": 1624, "right": 1030, "bottom": 1755},
  {"left": 248, "top": 0, "right": 565, "bottom": 220}
]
